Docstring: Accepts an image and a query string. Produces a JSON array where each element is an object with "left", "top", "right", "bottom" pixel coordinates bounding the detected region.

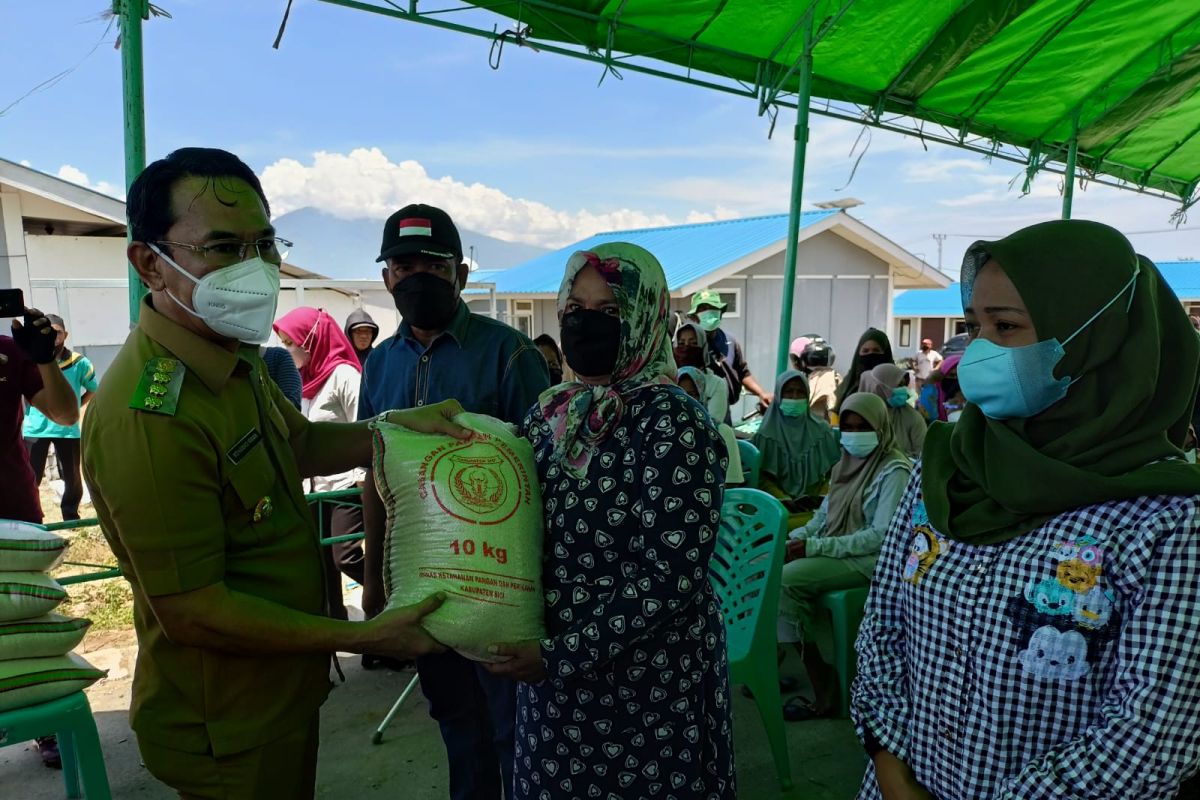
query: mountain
[{"left": 272, "top": 207, "right": 551, "bottom": 279}]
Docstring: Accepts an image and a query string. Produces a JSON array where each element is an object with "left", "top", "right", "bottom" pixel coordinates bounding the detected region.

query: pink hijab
[{"left": 273, "top": 307, "right": 361, "bottom": 400}]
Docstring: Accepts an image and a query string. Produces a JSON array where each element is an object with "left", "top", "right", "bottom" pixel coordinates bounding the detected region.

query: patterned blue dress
[{"left": 516, "top": 384, "right": 736, "bottom": 800}]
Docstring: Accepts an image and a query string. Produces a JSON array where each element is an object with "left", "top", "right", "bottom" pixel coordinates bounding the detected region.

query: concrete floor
[{"left": 2, "top": 635, "right": 866, "bottom": 800}]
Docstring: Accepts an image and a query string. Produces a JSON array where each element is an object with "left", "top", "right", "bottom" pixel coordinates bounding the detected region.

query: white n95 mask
[{"left": 150, "top": 244, "right": 280, "bottom": 344}]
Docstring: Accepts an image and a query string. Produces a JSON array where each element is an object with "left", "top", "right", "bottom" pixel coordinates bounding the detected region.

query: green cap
[{"left": 688, "top": 289, "right": 728, "bottom": 315}]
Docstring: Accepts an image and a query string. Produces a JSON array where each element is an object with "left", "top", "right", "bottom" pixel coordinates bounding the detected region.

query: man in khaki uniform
[{"left": 83, "top": 148, "right": 464, "bottom": 799}]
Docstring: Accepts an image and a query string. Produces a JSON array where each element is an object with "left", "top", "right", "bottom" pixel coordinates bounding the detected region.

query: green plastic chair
[
  {"left": 735, "top": 440, "right": 762, "bottom": 488},
  {"left": 0, "top": 691, "right": 111, "bottom": 798},
  {"left": 708, "top": 488, "right": 791, "bottom": 790},
  {"left": 818, "top": 586, "right": 871, "bottom": 718}
]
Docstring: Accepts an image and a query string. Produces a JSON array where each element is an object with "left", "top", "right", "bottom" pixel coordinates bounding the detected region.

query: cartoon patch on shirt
[
  {"left": 1007, "top": 532, "right": 1120, "bottom": 681},
  {"left": 1018, "top": 626, "right": 1090, "bottom": 681},
  {"left": 1023, "top": 578, "right": 1074, "bottom": 616},
  {"left": 903, "top": 526, "right": 945, "bottom": 585},
  {"left": 901, "top": 497, "right": 950, "bottom": 586}
]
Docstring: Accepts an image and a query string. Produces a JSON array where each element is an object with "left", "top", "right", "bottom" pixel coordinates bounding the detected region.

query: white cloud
[
  {"left": 259, "top": 148, "right": 691, "bottom": 248},
  {"left": 902, "top": 158, "right": 991, "bottom": 184},
  {"left": 54, "top": 164, "right": 124, "bottom": 199}
]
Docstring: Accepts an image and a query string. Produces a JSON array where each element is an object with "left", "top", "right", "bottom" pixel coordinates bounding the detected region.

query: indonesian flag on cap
[{"left": 398, "top": 217, "right": 433, "bottom": 237}]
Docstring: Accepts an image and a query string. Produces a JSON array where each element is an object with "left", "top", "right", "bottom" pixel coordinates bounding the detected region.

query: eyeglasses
[{"left": 154, "top": 236, "right": 292, "bottom": 265}]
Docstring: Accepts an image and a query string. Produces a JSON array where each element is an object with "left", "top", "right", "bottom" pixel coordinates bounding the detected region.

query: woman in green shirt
[{"left": 778, "top": 392, "right": 912, "bottom": 720}]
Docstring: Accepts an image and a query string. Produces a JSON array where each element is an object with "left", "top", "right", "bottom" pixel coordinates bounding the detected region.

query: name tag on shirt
[{"left": 227, "top": 429, "right": 263, "bottom": 465}]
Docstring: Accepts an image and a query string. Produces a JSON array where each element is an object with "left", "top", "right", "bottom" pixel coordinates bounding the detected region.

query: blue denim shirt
[{"left": 358, "top": 301, "right": 550, "bottom": 426}]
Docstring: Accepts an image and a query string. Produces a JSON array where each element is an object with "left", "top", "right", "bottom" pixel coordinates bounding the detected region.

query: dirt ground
[{"left": 9, "top": 480, "right": 866, "bottom": 798}]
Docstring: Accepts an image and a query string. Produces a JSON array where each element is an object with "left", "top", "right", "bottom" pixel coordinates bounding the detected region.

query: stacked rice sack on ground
[
  {"left": 372, "top": 413, "right": 546, "bottom": 662},
  {"left": 0, "top": 520, "right": 103, "bottom": 712}
]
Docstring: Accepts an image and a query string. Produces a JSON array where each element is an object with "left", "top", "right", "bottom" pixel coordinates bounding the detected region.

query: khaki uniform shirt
[{"left": 82, "top": 299, "right": 330, "bottom": 757}]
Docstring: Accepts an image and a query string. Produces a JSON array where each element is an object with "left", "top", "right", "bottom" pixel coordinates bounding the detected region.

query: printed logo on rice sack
[{"left": 420, "top": 434, "right": 533, "bottom": 525}]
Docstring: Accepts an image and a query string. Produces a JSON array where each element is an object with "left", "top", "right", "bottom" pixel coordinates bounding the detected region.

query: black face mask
[
  {"left": 561, "top": 310, "right": 620, "bottom": 378},
  {"left": 673, "top": 344, "right": 706, "bottom": 371},
  {"left": 858, "top": 352, "right": 891, "bottom": 372},
  {"left": 548, "top": 367, "right": 564, "bottom": 385},
  {"left": 392, "top": 272, "right": 460, "bottom": 330}
]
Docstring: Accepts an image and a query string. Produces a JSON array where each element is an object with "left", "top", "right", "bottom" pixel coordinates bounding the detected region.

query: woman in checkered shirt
[{"left": 852, "top": 220, "right": 1200, "bottom": 800}]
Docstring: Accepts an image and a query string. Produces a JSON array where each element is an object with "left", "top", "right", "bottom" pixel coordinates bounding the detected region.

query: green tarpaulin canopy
[
  {"left": 320, "top": 0, "right": 1200, "bottom": 203},
  {"left": 116, "top": 1, "right": 1200, "bottom": 370}
]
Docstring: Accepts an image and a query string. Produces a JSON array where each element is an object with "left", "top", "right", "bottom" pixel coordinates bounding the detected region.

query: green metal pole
[
  {"left": 775, "top": 21, "right": 813, "bottom": 375},
  {"left": 118, "top": 0, "right": 147, "bottom": 324},
  {"left": 1062, "top": 127, "right": 1078, "bottom": 220}
]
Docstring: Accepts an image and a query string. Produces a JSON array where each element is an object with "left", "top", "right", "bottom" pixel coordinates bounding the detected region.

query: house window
[
  {"left": 899, "top": 319, "right": 912, "bottom": 348},
  {"left": 511, "top": 300, "right": 535, "bottom": 338},
  {"left": 951, "top": 318, "right": 967, "bottom": 336},
  {"left": 712, "top": 288, "right": 741, "bottom": 318}
]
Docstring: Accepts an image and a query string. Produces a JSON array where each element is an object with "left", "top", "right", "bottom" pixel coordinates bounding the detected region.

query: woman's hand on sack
[
  {"left": 385, "top": 400, "right": 472, "bottom": 440},
  {"left": 483, "top": 640, "right": 547, "bottom": 683},
  {"left": 784, "top": 539, "right": 807, "bottom": 562},
  {"left": 361, "top": 593, "right": 448, "bottom": 659}
]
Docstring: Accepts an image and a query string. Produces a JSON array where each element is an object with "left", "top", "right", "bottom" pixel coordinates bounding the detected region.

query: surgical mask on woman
[
  {"left": 778, "top": 398, "right": 809, "bottom": 418},
  {"left": 958, "top": 264, "right": 1140, "bottom": 420},
  {"left": 840, "top": 430, "right": 880, "bottom": 458},
  {"left": 673, "top": 343, "right": 706, "bottom": 370},
  {"left": 561, "top": 310, "right": 620, "bottom": 377},
  {"left": 889, "top": 387, "right": 910, "bottom": 408}
]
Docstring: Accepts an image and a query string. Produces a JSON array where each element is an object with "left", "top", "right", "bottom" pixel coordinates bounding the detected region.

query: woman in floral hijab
[{"left": 486, "top": 242, "right": 736, "bottom": 800}]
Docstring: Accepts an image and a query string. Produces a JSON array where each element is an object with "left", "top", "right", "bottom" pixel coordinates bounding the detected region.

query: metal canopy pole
[
  {"left": 775, "top": 17, "right": 814, "bottom": 375},
  {"left": 1062, "top": 117, "right": 1079, "bottom": 219},
  {"left": 117, "top": 0, "right": 148, "bottom": 324}
]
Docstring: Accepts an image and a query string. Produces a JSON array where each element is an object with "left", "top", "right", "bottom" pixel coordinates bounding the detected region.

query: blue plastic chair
[
  {"left": 818, "top": 586, "right": 871, "bottom": 718},
  {"left": 736, "top": 439, "right": 762, "bottom": 488},
  {"left": 0, "top": 691, "right": 111, "bottom": 798},
  {"left": 708, "top": 488, "right": 791, "bottom": 790}
]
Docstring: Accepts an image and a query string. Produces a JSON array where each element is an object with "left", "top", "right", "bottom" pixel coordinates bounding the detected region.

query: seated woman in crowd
[
  {"left": 778, "top": 392, "right": 911, "bottom": 721},
  {"left": 853, "top": 220, "right": 1200, "bottom": 800},
  {"left": 835, "top": 328, "right": 895, "bottom": 416},
  {"left": 678, "top": 365, "right": 744, "bottom": 484},
  {"left": 790, "top": 335, "right": 840, "bottom": 421},
  {"left": 486, "top": 243, "right": 736, "bottom": 800},
  {"left": 534, "top": 333, "right": 566, "bottom": 385},
  {"left": 753, "top": 371, "right": 841, "bottom": 525},
  {"left": 916, "top": 354, "right": 962, "bottom": 423},
  {"left": 674, "top": 320, "right": 729, "bottom": 420},
  {"left": 859, "top": 363, "right": 926, "bottom": 458}
]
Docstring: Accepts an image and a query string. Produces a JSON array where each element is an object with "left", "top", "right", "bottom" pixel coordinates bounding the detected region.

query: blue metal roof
[
  {"left": 1157, "top": 261, "right": 1200, "bottom": 301},
  {"left": 490, "top": 210, "right": 840, "bottom": 294},
  {"left": 892, "top": 283, "right": 964, "bottom": 317},
  {"left": 895, "top": 261, "right": 1200, "bottom": 317}
]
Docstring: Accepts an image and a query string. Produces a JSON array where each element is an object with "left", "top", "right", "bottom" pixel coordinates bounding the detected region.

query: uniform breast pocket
[{"left": 223, "top": 442, "right": 284, "bottom": 547}]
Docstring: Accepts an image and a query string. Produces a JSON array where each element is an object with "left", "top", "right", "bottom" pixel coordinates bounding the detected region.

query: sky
[{"left": 5, "top": 0, "right": 1200, "bottom": 279}]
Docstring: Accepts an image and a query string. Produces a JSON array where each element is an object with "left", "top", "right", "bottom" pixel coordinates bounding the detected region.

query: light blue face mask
[
  {"left": 958, "top": 263, "right": 1140, "bottom": 420},
  {"left": 840, "top": 431, "right": 879, "bottom": 458},
  {"left": 888, "top": 387, "right": 910, "bottom": 408}
]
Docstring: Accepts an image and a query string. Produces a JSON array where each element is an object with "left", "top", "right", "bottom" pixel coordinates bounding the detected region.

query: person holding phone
[{"left": 1, "top": 301, "right": 79, "bottom": 768}]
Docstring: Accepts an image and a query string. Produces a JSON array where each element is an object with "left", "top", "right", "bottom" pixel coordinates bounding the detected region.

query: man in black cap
[{"left": 358, "top": 203, "right": 548, "bottom": 800}]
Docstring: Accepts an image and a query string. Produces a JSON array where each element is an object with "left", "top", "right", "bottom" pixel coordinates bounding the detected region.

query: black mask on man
[
  {"left": 548, "top": 367, "right": 564, "bottom": 385},
  {"left": 858, "top": 352, "right": 891, "bottom": 372},
  {"left": 560, "top": 310, "right": 620, "bottom": 377},
  {"left": 391, "top": 272, "right": 459, "bottom": 330}
]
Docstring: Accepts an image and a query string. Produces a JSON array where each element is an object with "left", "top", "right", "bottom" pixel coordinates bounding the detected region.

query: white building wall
[{"left": 25, "top": 234, "right": 127, "bottom": 281}]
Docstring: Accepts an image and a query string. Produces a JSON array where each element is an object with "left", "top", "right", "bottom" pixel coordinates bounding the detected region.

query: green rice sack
[{"left": 371, "top": 413, "right": 546, "bottom": 661}]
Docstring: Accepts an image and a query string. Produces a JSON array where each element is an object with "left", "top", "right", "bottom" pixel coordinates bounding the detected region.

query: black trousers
[
  {"left": 25, "top": 437, "right": 83, "bottom": 520},
  {"left": 312, "top": 502, "right": 366, "bottom": 620}
]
